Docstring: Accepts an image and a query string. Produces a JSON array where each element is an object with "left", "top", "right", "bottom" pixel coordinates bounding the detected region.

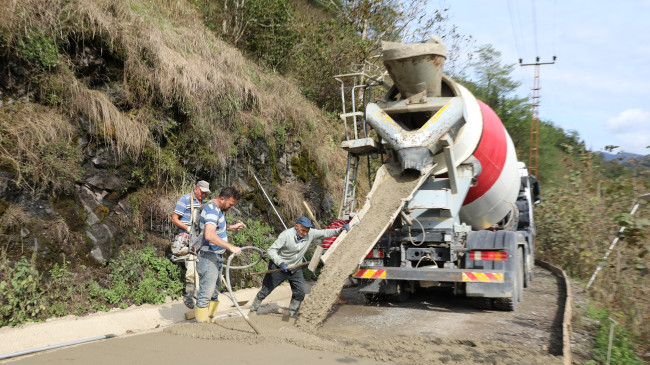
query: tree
[
  {"left": 195, "top": 0, "right": 299, "bottom": 72},
  {"left": 460, "top": 44, "right": 530, "bottom": 153},
  {"left": 310, "top": 1, "right": 473, "bottom": 77}
]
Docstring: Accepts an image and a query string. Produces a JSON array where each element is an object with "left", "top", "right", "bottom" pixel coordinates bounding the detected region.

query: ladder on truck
[{"left": 334, "top": 72, "right": 386, "bottom": 219}]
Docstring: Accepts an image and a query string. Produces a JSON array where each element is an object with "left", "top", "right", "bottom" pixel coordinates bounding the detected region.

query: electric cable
[
  {"left": 506, "top": 0, "right": 523, "bottom": 59},
  {"left": 531, "top": 0, "right": 540, "bottom": 57}
]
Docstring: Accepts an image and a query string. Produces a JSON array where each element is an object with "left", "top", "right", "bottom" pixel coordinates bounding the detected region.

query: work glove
[
  {"left": 340, "top": 224, "right": 350, "bottom": 233},
  {"left": 280, "top": 262, "right": 288, "bottom": 273}
]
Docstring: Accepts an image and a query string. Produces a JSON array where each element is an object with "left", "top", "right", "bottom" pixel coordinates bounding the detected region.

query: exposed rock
[
  {"left": 75, "top": 183, "right": 126, "bottom": 262},
  {"left": 82, "top": 161, "right": 129, "bottom": 191},
  {"left": 91, "top": 147, "right": 120, "bottom": 168}
]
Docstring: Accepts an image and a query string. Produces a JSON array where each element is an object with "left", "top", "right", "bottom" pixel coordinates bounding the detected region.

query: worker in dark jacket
[{"left": 249, "top": 217, "right": 349, "bottom": 317}]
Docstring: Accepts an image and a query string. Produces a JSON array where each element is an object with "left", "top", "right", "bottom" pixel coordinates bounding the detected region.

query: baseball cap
[
  {"left": 295, "top": 216, "right": 314, "bottom": 228},
  {"left": 197, "top": 180, "right": 210, "bottom": 193}
]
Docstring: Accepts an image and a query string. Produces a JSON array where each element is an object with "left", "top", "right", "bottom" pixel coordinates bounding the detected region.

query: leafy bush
[
  {"left": 107, "top": 246, "right": 183, "bottom": 305},
  {"left": 536, "top": 155, "right": 650, "bottom": 359},
  {"left": 0, "top": 246, "right": 183, "bottom": 327},
  {"left": 0, "top": 252, "right": 46, "bottom": 326},
  {"left": 16, "top": 29, "right": 59, "bottom": 69},
  {"left": 586, "top": 305, "right": 643, "bottom": 365}
]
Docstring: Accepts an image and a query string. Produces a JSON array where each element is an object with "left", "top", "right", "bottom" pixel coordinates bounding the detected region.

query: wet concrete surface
[{"left": 1, "top": 267, "right": 563, "bottom": 364}]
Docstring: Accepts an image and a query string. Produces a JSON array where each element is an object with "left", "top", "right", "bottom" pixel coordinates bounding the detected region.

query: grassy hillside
[
  {"left": 0, "top": 0, "right": 349, "bottom": 322},
  {"left": 0, "top": 0, "right": 347, "bottom": 216}
]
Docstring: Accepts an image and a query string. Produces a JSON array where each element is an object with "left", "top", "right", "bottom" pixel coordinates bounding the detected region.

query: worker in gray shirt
[{"left": 249, "top": 216, "right": 349, "bottom": 317}]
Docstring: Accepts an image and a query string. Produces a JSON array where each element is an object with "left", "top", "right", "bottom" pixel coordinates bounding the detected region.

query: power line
[
  {"left": 531, "top": 0, "right": 540, "bottom": 57},
  {"left": 506, "top": 0, "right": 523, "bottom": 58},
  {"left": 552, "top": 0, "right": 558, "bottom": 57}
]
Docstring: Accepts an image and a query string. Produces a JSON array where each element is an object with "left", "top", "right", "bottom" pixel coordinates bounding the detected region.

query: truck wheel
[
  {"left": 364, "top": 293, "right": 380, "bottom": 304},
  {"left": 524, "top": 247, "right": 533, "bottom": 288},
  {"left": 472, "top": 297, "right": 493, "bottom": 310},
  {"left": 517, "top": 247, "right": 525, "bottom": 302},
  {"left": 494, "top": 247, "right": 522, "bottom": 311},
  {"left": 395, "top": 281, "right": 410, "bottom": 302}
]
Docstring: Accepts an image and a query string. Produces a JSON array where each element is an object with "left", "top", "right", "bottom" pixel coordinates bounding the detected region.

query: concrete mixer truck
[{"left": 323, "top": 36, "right": 540, "bottom": 311}]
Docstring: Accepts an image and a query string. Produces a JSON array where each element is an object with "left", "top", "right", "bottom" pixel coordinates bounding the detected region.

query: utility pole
[{"left": 519, "top": 56, "right": 556, "bottom": 177}]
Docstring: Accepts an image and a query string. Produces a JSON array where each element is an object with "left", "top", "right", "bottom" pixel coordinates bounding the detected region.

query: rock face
[
  {"left": 0, "top": 140, "right": 135, "bottom": 263},
  {"left": 0, "top": 44, "right": 337, "bottom": 265},
  {"left": 0, "top": 134, "right": 334, "bottom": 264}
]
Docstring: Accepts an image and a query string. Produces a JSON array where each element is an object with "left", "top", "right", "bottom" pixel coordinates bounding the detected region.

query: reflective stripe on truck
[{"left": 353, "top": 267, "right": 507, "bottom": 283}]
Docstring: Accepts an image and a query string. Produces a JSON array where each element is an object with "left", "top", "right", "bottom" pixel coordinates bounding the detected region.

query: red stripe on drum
[{"left": 463, "top": 100, "right": 509, "bottom": 205}]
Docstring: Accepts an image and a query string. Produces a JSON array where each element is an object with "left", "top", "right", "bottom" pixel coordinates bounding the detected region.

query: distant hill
[
  {"left": 600, "top": 151, "right": 644, "bottom": 162},
  {"left": 599, "top": 151, "right": 650, "bottom": 171}
]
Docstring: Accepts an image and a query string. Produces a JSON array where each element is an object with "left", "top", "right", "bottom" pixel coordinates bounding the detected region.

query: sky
[{"left": 435, "top": 0, "right": 650, "bottom": 156}]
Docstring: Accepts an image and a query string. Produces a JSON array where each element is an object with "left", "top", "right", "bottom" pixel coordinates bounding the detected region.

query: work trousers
[
  {"left": 184, "top": 258, "right": 198, "bottom": 293},
  {"left": 196, "top": 250, "right": 223, "bottom": 308},
  {"left": 254, "top": 261, "right": 306, "bottom": 303}
]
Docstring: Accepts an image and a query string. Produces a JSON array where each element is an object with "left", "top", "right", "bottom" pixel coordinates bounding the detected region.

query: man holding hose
[
  {"left": 249, "top": 216, "right": 349, "bottom": 317},
  {"left": 194, "top": 187, "right": 245, "bottom": 323}
]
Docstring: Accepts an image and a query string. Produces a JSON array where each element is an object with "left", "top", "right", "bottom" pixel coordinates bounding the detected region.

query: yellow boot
[
  {"left": 208, "top": 300, "right": 220, "bottom": 321},
  {"left": 194, "top": 306, "right": 209, "bottom": 323}
]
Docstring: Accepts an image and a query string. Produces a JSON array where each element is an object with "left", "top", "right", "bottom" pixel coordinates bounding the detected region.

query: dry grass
[
  {"left": 3, "top": 0, "right": 348, "bottom": 202},
  {"left": 53, "top": 69, "right": 150, "bottom": 157},
  {"left": 0, "top": 102, "right": 82, "bottom": 193},
  {"left": 127, "top": 188, "right": 178, "bottom": 236},
  {"left": 589, "top": 223, "right": 650, "bottom": 345},
  {"left": 276, "top": 180, "right": 307, "bottom": 219},
  {"left": 0, "top": 203, "right": 31, "bottom": 235}
]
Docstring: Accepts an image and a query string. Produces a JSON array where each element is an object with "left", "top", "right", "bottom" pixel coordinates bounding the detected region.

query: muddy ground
[{"left": 5, "top": 267, "right": 564, "bottom": 364}]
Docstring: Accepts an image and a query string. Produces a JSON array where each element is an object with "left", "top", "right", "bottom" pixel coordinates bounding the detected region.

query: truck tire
[
  {"left": 493, "top": 246, "right": 523, "bottom": 311},
  {"left": 395, "top": 281, "right": 410, "bottom": 302},
  {"left": 472, "top": 297, "right": 493, "bottom": 310},
  {"left": 517, "top": 247, "right": 525, "bottom": 302}
]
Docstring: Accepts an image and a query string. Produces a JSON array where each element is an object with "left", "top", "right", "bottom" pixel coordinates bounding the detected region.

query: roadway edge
[{"left": 536, "top": 259, "right": 572, "bottom": 365}]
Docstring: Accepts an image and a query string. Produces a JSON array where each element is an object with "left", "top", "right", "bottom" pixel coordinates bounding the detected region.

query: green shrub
[
  {"left": 0, "top": 246, "right": 183, "bottom": 327},
  {"left": 16, "top": 30, "right": 59, "bottom": 69},
  {"left": 108, "top": 246, "right": 183, "bottom": 304},
  {"left": 0, "top": 253, "right": 46, "bottom": 326},
  {"left": 587, "top": 305, "right": 643, "bottom": 365}
]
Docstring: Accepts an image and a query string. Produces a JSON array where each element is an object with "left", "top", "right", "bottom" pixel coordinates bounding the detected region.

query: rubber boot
[
  {"left": 208, "top": 301, "right": 219, "bottom": 321},
  {"left": 194, "top": 306, "right": 209, "bottom": 323},
  {"left": 249, "top": 296, "right": 262, "bottom": 315},
  {"left": 288, "top": 299, "right": 302, "bottom": 317}
]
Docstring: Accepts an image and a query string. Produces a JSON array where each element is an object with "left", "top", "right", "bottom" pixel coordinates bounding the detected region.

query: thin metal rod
[
  {"left": 0, "top": 334, "right": 116, "bottom": 360},
  {"left": 252, "top": 172, "right": 287, "bottom": 230},
  {"left": 585, "top": 198, "right": 643, "bottom": 290},
  {"left": 335, "top": 77, "right": 350, "bottom": 141},
  {"left": 606, "top": 316, "right": 618, "bottom": 365}
]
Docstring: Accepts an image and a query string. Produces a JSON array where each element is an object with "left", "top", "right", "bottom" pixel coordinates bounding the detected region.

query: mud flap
[
  {"left": 358, "top": 279, "right": 398, "bottom": 295},
  {"left": 464, "top": 230, "right": 518, "bottom": 299}
]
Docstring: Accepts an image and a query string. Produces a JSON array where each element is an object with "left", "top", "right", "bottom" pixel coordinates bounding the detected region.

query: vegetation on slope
[{"left": 0, "top": 0, "right": 348, "bottom": 325}]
